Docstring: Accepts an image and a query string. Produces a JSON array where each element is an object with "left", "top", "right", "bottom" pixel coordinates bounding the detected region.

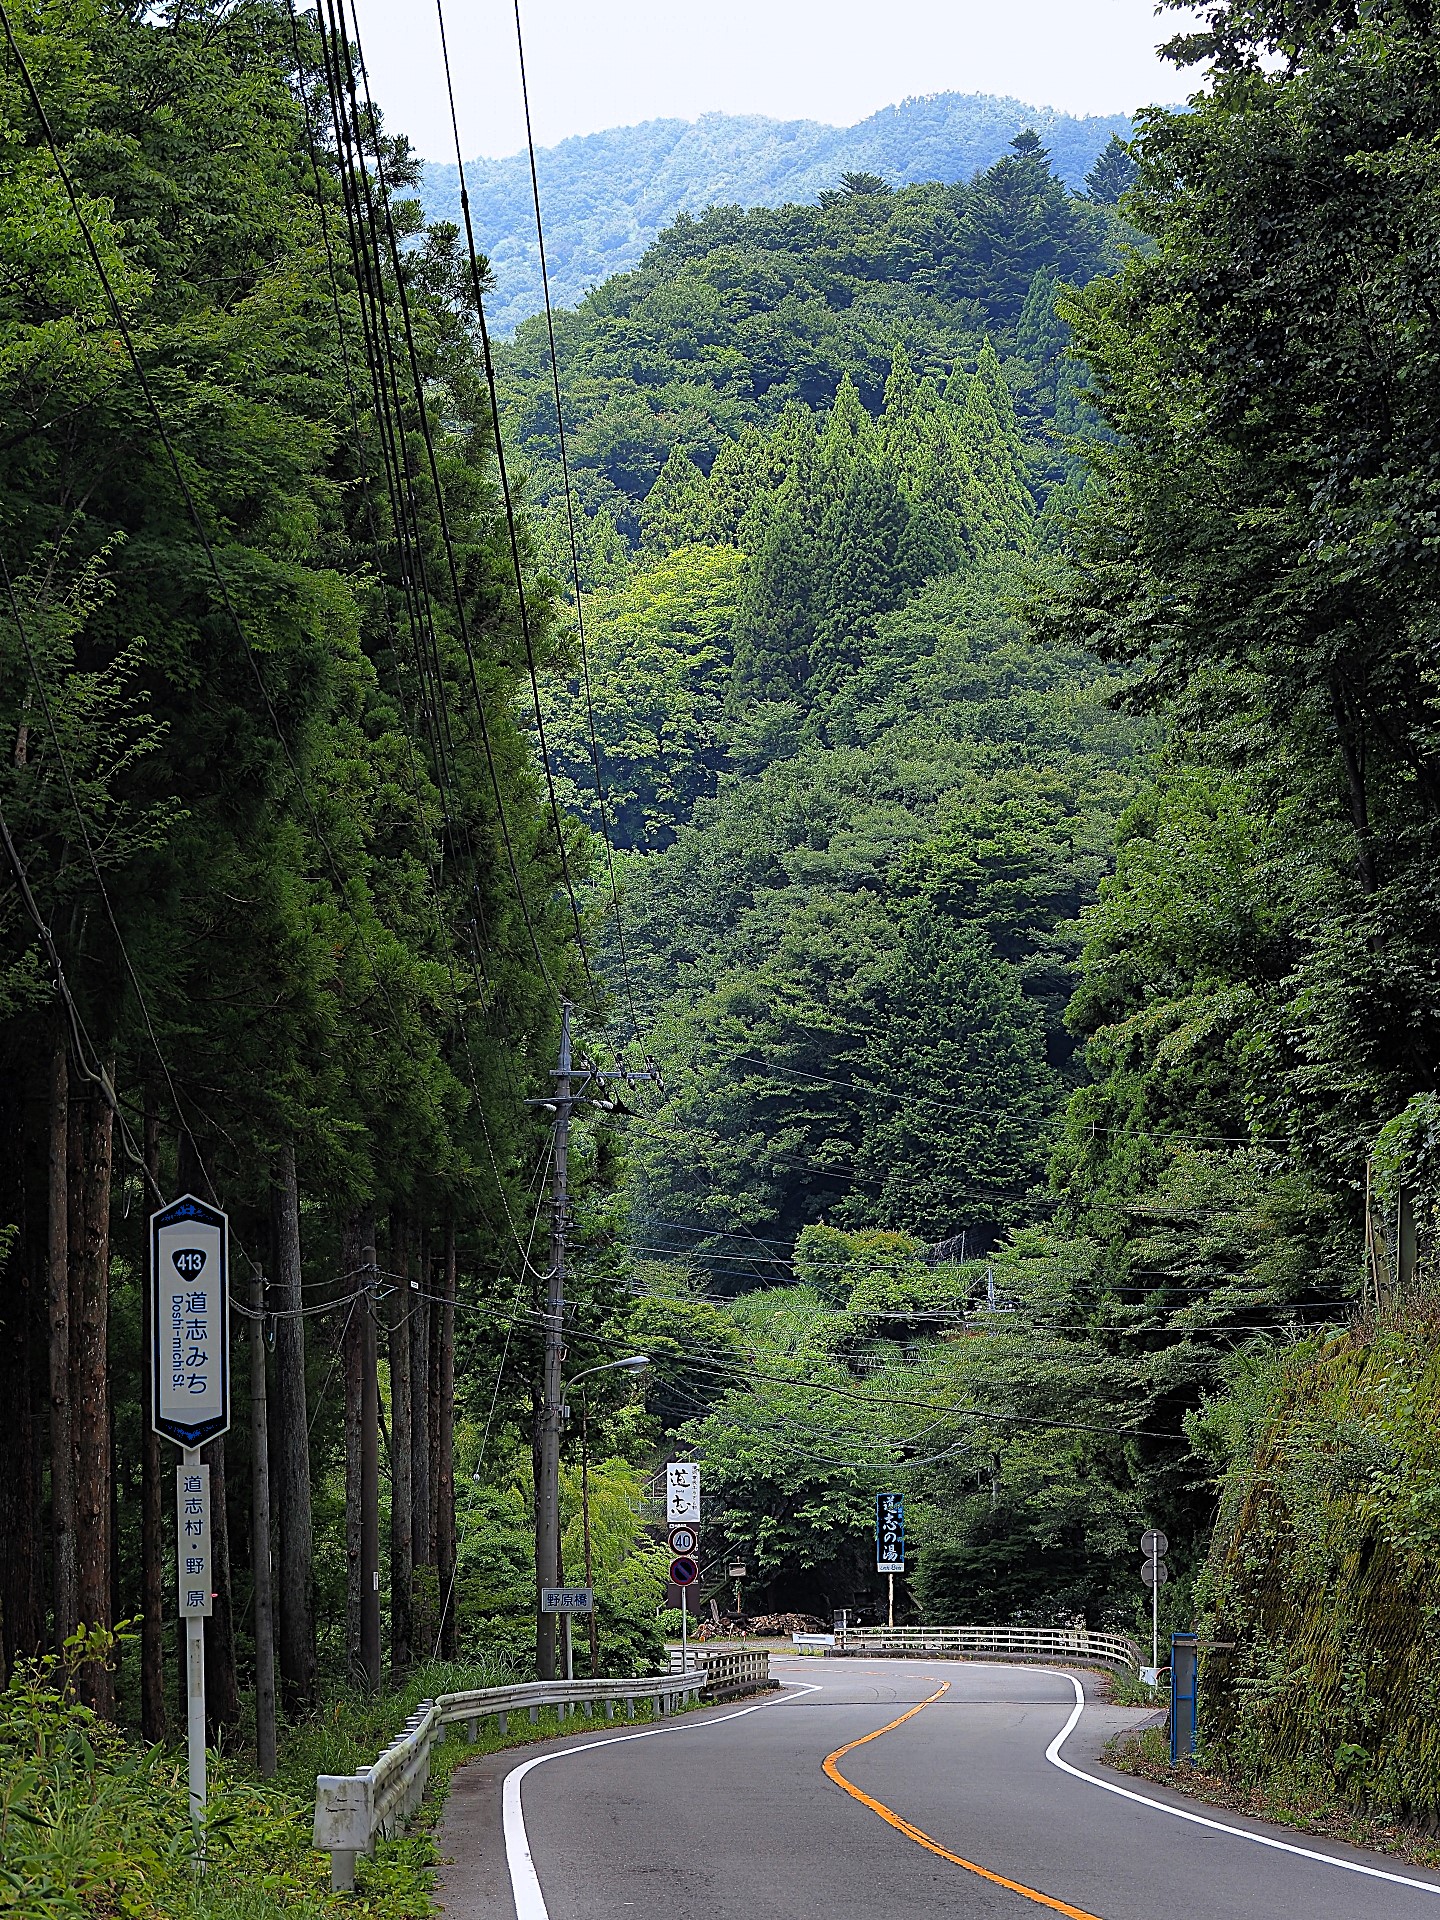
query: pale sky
[{"left": 348, "top": 0, "right": 1203, "bottom": 161}]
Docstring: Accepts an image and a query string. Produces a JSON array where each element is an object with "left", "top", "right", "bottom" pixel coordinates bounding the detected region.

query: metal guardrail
[
  {"left": 313, "top": 1670, "right": 711, "bottom": 1890},
  {"left": 837, "top": 1625, "right": 1142, "bottom": 1671},
  {"left": 665, "top": 1645, "right": 774, "bottom": 1695}
]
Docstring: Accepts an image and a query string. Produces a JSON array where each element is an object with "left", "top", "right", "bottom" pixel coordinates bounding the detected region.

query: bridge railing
[
  {"left": 665, "top": 1645, "right": 774, "bottom": 1695},
  {"left": 837, "top": 1625, "right": 1142, "bottom": 1672},
  {"left": 313, "top": 1669, "right": 714, "bottom": 1891}
]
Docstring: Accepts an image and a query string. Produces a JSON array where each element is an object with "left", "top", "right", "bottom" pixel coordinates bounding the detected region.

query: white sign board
[
  {"left": 151, "top": 1195, "right": 230, "bottom": 1448},
  {"left": 540, "top": 1586, "right": 594, "bottom": 1614},
  {"left": 666, "top": 1461, "right": 700, "bottom": 1524},
  {"left": 177, "top": 1463, "right": 214, "bottom": 1618}
]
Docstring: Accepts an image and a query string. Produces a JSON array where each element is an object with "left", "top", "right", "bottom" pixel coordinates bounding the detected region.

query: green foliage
[
  {"left": 1194, "top": 1319, "right": 1440, "bottom": 1820},
  {"left": 423, "top": 97, "right": 1135, "bottom": 334},
  {"left": 499, "top": 141, "right": 1124, "bottom": 524},
  {"left": 544, "top": 544, "right": 746, "bottom": 849}
]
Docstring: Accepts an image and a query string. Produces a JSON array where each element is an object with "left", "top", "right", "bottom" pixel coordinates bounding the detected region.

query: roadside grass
[
  {"left": 1106, "top": 1724, "right": 1440, "bottom": 1872},
  {"left": 1103, "top": 1668, "right": 1167, "bottom": 1709},
  {"left": 0, "top": 1632, "right": 698, "bottom": 1919}
]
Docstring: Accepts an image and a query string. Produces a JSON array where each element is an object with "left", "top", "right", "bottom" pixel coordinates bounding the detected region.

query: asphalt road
[{"left": 436, "top": 1655, "right": 1440, "bottom": 1920}]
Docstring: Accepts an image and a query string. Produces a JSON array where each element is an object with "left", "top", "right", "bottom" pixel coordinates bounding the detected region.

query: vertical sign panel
[
  {"left": 151, "top": 1195, "right": 230, "bottom": 1448},
  {"left": 666, "top": 1461, "right": 700, "bottom": 1524},
  {"left": 877, "top": 1491, "right": 905, "bottom": 1573},
  {"left": 177, "top": 1463, "right": 214, "bottom": 1617}
]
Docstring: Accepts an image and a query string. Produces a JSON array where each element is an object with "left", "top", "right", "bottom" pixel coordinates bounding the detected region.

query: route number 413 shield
[{"left": 151, "top": 1194, "right": 230, "bottom": 1450}]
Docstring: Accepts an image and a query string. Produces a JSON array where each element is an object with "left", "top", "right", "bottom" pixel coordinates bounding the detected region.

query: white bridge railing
[
  {"left": 837, "top": 1625, "right": 1142, "bottom": 1671},
  {"left": 665, "top": 1645, "right": 774, "bottom": 1695},
  {"left": 313, "top": 1657, "right": 770, "bottom": 1891}
]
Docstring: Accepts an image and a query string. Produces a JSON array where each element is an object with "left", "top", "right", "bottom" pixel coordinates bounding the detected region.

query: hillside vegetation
[
  {"left": 422, "top": 93, "right": 1134, "bottom": 332},
  {"left": 8, "top": 0, "right": 1440, "bottom": 1885}
]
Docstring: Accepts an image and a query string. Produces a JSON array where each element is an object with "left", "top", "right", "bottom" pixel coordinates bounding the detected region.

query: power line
[
  {"left": 331, "top": 0, "right": 596, "bottom": 998},
  {"left": 497, "top": 0, "right": 644, "bottom": 1040}
]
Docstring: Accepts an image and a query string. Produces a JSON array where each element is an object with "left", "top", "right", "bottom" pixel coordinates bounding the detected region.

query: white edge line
[
  {"left": 502, "top": 1680, "right": 823, "bottom": 1920},
  {"left": 1038, "top": 1666, "right": 1440, "bottom": 1899}
]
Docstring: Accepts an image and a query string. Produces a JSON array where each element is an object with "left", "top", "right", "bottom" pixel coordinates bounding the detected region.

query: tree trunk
[
  {"left": 249, "top": 1263, "right": 277, "bottom": 1776},
  {"left": 48, "top": 1031, "right": 76, "bottom": 1649},
  {"left": 202, "top": 1433, "right": 240, "bottom": 1735},
  {"left": 270, "top": 1143, "right": 315, "bottom": 1711},
  {"left": 342, "top": 1208, "right": 366, "bottom": 1682},
  {"left": 68, "top": 1075, "right": 113, "bottom": 1714},
  {"left": 410, "top": 1225, "right": 431, "bottom": 1576},
  {"left": 388, "top": 1214, "right": 413, "bottom": 1673},
  {"left": 436, "top": 1217, "right": 456, "bottom": 1658},
  {"left": 0, "top": 1066, "right": 43, "bottom": 1680},
  {"left": 140, "top": 1109, "right": 166, "bottom": 1742}
]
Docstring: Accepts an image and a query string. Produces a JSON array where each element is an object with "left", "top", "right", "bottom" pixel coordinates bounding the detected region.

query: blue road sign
[{"left": 876, "top": 1491, "right": 904, "bottom": 1573}]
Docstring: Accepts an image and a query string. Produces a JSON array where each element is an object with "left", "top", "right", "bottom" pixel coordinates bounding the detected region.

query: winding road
[{"left": 436, "top": 1654, "right": 1440, "bottom": 1919}]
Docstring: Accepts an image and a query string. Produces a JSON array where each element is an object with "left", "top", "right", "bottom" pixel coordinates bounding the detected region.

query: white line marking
[
  {"left": 502, "top": 1683, "right": 821, "bottom": 1920},
  {"left": 1039, "top": 1668, "right": 1440, "bottom": 1898}
]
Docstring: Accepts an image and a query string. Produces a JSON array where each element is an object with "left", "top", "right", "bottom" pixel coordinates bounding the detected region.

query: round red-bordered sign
[{"left": 668, "top": 1554, "right": 699, "bottom": 1587}]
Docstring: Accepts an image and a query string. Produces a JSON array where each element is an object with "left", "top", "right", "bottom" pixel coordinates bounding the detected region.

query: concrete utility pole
[{"left": 535, "top": 1000, "right": 572, "bottom": 1679}]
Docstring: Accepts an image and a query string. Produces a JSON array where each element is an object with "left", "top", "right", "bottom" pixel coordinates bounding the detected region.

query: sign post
[
  {"left": 876, "top": 1492, "right": 904, "bottom": 1627},
  {"left": 1140, "top": 1529, "right": 1169, "bottom": 1677},
  {"left": 151, "top": 1195, "right": 230, "bottom": 1860},
  {"left": 666, "top": 1465, "right": 700, "bottom": 1671}
]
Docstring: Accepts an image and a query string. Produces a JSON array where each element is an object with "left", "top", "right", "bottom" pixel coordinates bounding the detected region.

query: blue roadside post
[{"left": 1170, "top": 1631, "right": 1199, "bottom": 1764}]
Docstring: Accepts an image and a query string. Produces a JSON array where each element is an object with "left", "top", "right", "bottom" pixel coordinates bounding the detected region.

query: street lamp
[{"left": 566, "top": 1356, "right": 650, "bottom": 1677}]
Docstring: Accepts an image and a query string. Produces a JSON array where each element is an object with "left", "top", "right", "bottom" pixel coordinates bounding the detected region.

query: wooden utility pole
[
  {"left": 270, "top": 1144, "right": 315, "bottom": 1710},
  {"left": 535, "top": 1002, "right": 572, "bottom": 1681},
  {"left": 249, "top": 1265, "right": 277, "bottom": 1775},
  {"left": 140, "top": 1109, "right": 166, "bottom": 1741}
]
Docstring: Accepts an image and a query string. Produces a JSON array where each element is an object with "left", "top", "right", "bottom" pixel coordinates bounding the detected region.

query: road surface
[{"left": 436, "top": 1654, "right": 1440, "bottom": 1919}]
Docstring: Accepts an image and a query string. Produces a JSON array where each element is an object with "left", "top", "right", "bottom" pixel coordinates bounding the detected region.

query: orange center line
[{"left": 821, "top": 1679, "right": 1107, "bottom": 1920}]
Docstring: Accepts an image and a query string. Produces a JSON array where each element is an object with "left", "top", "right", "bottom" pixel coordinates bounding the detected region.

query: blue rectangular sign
[{"left": 876, "top": 1491, "right": 904, "bottom": 1573}]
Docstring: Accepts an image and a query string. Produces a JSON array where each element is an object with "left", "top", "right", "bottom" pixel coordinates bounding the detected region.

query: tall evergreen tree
[
  {"left": 729, "top": 503, "right": 818, "bottom": 705},
  {"left": 811, "top": 455, "right": 914, "bottom": 693},
  {"left": 851, "top": 908, "right": 1057, "bottom": 1236},
  {"left": 958, "top": 344, "right": 1036, "bottom": 553},
  {"left": 638, "top": 446, "right": 709, "bottom": 556},
  {"left": 1085, "top": 133, "right": 1138, "bottom": 206}
]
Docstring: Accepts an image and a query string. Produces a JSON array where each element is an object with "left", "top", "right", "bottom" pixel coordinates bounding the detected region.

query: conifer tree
[
  {"left": 878, "top": 346, "right": 923, "bottom": 472},
  {"left": 638, "top": 447, "right": 709, "bottom": 556},
  {"left": 852, "top": 909, "right": 1056, "bottom": 1235},
  {"left": 820, "top": 372, "right": 875, "bottom": 475},
  {"left": 729, "top": 501, "right": 818, "bottom": 705},
  {"left": 698, "top": 428, "right": 773, "bottom": 549},
  {"left": 958, "top": 344, "right": 1035, "bottom": 554},
  {"left": 1084, "top": 132, "right": 1138, "bottom": 206},
  {"left": 811, "top": 454, "right": 914, "bottom": 693}
]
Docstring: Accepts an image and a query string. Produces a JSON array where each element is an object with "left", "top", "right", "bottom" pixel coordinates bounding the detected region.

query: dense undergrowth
[
  {"left": 0, "top": 1631, "right": 561, "bottom": 1920},
  {"left": 1192, "top": 1307, "right": 1440, "bottom": 1825}
]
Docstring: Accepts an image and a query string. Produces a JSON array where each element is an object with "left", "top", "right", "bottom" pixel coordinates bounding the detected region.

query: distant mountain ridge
[{"left": 420, "top": 92, "right": 1134, "bottom": 333}]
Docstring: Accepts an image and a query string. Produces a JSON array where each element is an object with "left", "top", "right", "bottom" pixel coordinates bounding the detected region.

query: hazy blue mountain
[{"left": 420, "top": 92, "right": 1134, "bottom": 333}]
